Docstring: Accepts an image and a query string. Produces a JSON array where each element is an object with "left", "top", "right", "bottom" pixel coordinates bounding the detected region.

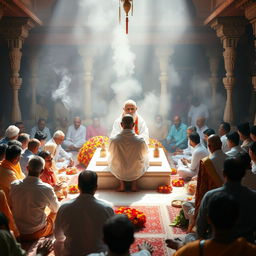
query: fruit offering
[
  {"left": 172, "top": 178, "right": 185, "bottom": 187},
  {"left": 157, "top": 185, "right": 172, "bottom": 193},
  {"left": 185, "top": 180, "right": 197, "bottom": 195},
  {"left": 68, "top": 185, "right": 79, "bottom": 194},
  {"left": 171, "top": 168, "right": 177, "bottom": 175},
  {"left": 66, "top": 167, "right": 78, "bottom": 175}
]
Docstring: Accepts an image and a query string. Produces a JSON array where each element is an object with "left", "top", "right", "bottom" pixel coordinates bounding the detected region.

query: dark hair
[
  {"left": 38, "top": 150, "right": 51, "bottom": 160},
  {"left": 78, "top": 170, "right": 97, "bottom": 193},
  {"left": 237, "top": 152, "right": 251, "bottom": 171},
  {"left": 7, "top": 140, "right": 22, "bottom": 148},
  {"left": 18, "top": 133, "right": 30, "bottom": 144},
  {"left": 250, "top": 142, "right": 256, "bottom": 155},
  {"left": 0, "top": 144, "right": 8, "bottom": 159},
  {"left": 223, "top": 157, "right": 245, "bottom": 181},
  {"left": 121, "top": 115, "right": 134, "bottom": 129},
  {"left": 38, "top": 118, "right": 46, "bottom": 123},
  {"left": 103, "top": 215, "right": 134, "bottom": 254},
  {"left": 220, "top": 122, "right": 231, "bottom": 133},
  {"left": 237, "top": 122, "right": 250, "bottom": 137},
  {"left": 34, "top": 131, "right": 47, "bottom": 141},
  {"left": 208, "top": 192, "right": 239, "bottom": 230},
  {"left": 5, "top": 145, "right": 22, "bottom": 161},
  {"left": 14, "top": 121, "right": 23, "bottom": 126},
  {"left": 251, "top": 126, "right": 256, "bottom": 136},
  {"left": 0, "top": 212, "right": 10, "bottom": 231},
  {"left": 188, "top": 132, "right": 200, "bottom": 144},
  {"left": 28, "top": 139, "right": 40, "bottom": 151},
  {"left": 226, "top": 131, "right": 240, "bottom": 146},
  {"left": 203, "top": 128, "right": 215, "bottom": 137}
]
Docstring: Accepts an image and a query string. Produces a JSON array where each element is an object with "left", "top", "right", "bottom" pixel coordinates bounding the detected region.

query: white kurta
[
  {"left": 221, "top": 134, "right": 229, "bottom": 153},
  {"left": 110, "top": 114, "right": 149, "bottom": 144},
  {"left": 63, "top": 125, "right": 86, "bottom": 148},
  {"left": 108, "top": 129, "right": 149, "bottom": 182}
]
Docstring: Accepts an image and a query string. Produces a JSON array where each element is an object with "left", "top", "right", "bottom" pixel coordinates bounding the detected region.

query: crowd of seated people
[{"left": 0, "top": 105, "right": 256, "bottom": 256}]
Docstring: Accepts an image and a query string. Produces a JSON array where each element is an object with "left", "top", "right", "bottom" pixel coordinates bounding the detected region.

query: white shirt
[
  {"left": 64, "top": 125, "right": 86, "bottom": 148},
  {"left": 10, "top": 176, "right": 59, "bottom": 234},
  {"left": 88, "top": 250, "right": 151, "bottom": 256},
  {"left": 30, "top": 126, "right": 51, "bottom": 141},
  {"left": 226, "top": 145, "right": 244, "bottom": 157},
  {"left": 209, "top": 149, "right": 227, "bottom": 181},
  {"left": 54, "top": 193, "right": 114, "bottom": 256},
  {"left": 111, "top": 114, "right": 149, "bottom": 144},
  {"left": 189, "top": 144, "right": 209, "bottom": 173},
  {"left": 46, "top": 138, "right": 72, "bottom": 162},
  {"left": 108, "top": 129, "right": 149, "bottom": 182},
  {"left": 195, "top": 125, "right": 208, "bottom": 142},
  {"left": 188, "top": 103, "right": 209, "bottom": 126},
  {"left": 220, "top": 134, "right": 229, "bottom": 153}
]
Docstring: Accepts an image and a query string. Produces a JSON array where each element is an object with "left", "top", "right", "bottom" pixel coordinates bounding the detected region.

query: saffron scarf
[
  {"left": 0, "top": 160, "right": 24, "bottom": 180},
  {"left": 134, "top": 117, "right": 139, "bottom": 135}
]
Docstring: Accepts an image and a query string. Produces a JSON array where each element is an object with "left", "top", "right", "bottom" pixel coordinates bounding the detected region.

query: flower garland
[
  {"left": 77, "top": 136, "right": 109, "bottom": 167},
  {"left": 115, "top": 207, "right": 146, "bottom": 228},
  {"left": 68, "top": 185, "right": 79, "bottom": 194},
  {"left": 66, "top": 167, "right": 78, "bottom": 175},
  {"left": 157, "top": 184, "right": 172, "bottom": 193},
  {"left": 148, "top": 138, "right": 165, "bottom": 150},
  {"left": 172, "top": 178, "right": 185, "bottom": 187},
  {"left": 171, "top": 168, "right": 177, "bottom": 175}
]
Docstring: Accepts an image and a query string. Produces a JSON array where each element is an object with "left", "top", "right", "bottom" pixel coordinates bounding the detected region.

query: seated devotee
[
  {"left": 249, "top": 142, "right": 256, "bottom": 174},
  {"left": 237, "top": 122, "right": 253, "bottom": 152},
  {"left": 170, "top": 192, "right": 256, "bottom": 256},
  {"left": 30, "top": 118, "right": 51, "bottom": 142},
  {"left": 251, "top": 125, "right": 256, "bottom": 142},
  {"left": 88, "top": 215, "right": 153, "bottom": 256},
  {"left": 0, "top": 145, "right": 24, "bottom": 199},
  {"left": 17, "top": 133, "right": 30, "bottom": 152},
  {"left": 226, "top": 131, "right": 245, "bottom": 157},
  {"left": 197, "top": 157, "right": 256, "bottom": 243},
  {"left": 14, "top": 121, "right": 26, "bottom": 134},
  {"left": 0, "top": 125, "right": 20, "bottom": 145},
  {"left": 192, "top": 135, "right": 227, "bottom": 231},
  {"left": 0, "top": 213, "right": 54, "bottom": 256},
  {"left": 46, "top": 130, "right": 74, "bottom": 168},
  {"left": 54, "top": 171, "right": 114, "bottom": 256},
  {"left": 218, "top": 121, "right": 231, "bottom": 153},
  {"left": 178, "top": 132, "right": 208, "bottom": 180},
  {"left": 0, "top": 191, "right": 19, "bottom": 237},
  {"left": 20, "top": 138, "right": 40, "bottom": 175},
  {"left": 108, "top": 114, "right": 149, "bottom": 192},
  {"left": 35, "top": 95, "right": 49, "bottom": 122},
  {"left": 34, "top": 130, "right": 48, "bottom": 150},
  {"left": 188, "top": 96, "right": 209, "bottom": 126},
  {"left": 63, "top": 116, "right": 86, "bottom": 151},
  {"left": 203, "top": 128, "right": 215, "bottom": 148},
  {"left": 110, "top": 99, "right": 149, "bottom": 144},
  {"left": 149, "top": 114, "right": 168, "bottom": 142},
  {"left": 86, "top": 116, "right": 107, "bottom": 140},
  {"left": 10, "top": 156, "right": 59, "bottom": 241},
  {"left": 0, "top": 143, "right": 7, "bottom": 162},
  {"left": 164, "top": 116, "right": 187, "bottom": 152},
  {"left": 195, "top": 117, "right": 208, "bottom": 142}
]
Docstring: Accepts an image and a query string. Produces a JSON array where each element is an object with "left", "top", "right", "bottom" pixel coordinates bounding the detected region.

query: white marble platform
[{"left": 86, "top": 148, "right": 171, "bottom": 190}]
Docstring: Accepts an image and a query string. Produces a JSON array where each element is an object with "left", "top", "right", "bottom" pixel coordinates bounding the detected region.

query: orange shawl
[
  {"left": 134, "top": 117, "right": 139, "bottom": 135},
  {"left": 0, "top": 160, "right": 24, "bottom": 180}
]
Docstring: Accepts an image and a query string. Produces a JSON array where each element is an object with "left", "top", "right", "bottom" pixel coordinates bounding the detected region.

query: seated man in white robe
[
  {"left": 46, "top": 130, "right": 74, "bottom": 169},
  {"left": 63, "top": 117, "right": 86, "bottom": 151},
  {"left": 178, "top": 132, "right": 208, "bottom": 180},
  {"left": 226, "top": 131, "right": 245, "bottom": 157},
  {"left": 110, "top": 100, "right": 149, "bottom": 144},
  {"left": 108, "top": 115, "right": 149, "bottom": 192}
]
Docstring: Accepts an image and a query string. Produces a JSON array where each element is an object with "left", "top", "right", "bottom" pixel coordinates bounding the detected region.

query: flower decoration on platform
[
  {"left": 171, "top": 168, "right": 177, "bottom": 175},
  {"left": 172, "top": 178, "right": 185, "bottom": 187},
  {"left": 148, "top": 138, "right": 165, "bottom": 150},
  {"left": 115, "top": 207, "right": 146, "bottom": 228},
  {"left": 68, "top": 185, "right": 79, "bottom": 194},
  {"left": 66, "top": 167, "right": 78, "bottom": 175},
  {"left": 77, "top": 136, "right": 109, "bottom": 168},
  {"left": 157, "top": 185, "right": 172, "bottom": 193}
]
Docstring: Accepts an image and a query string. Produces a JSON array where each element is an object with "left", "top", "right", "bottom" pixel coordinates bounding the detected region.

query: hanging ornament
[{"left": 119, "top": 0, "right": 133, "bottom": 34}]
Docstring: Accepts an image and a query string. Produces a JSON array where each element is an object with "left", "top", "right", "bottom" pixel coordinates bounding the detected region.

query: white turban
[{"left": 5, "top": 125, "right": 20, "bottom": 139}]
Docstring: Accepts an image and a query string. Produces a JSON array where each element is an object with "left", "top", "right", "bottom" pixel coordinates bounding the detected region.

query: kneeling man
[{"left": 109, "top": 114, "right": 148, "bottom": 192}]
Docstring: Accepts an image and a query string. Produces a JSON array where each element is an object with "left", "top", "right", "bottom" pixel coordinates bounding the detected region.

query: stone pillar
[
  {"left": 78, "top": 48, "right": 94, "bottom": 121},
  {"left": 211, "top": 17, "right": 246, "bottom": 124},
  {"left": 28, "top": 49, "right": 39, "bottom": 121},
  {"left": 156, "top": 47, "right": 173, "bottom": 118},
  {"left": 238, "top": 1, "right": 256, "bottom": 124},
  {"left": 0, "top": 18, "right": 34, "bottom": 122}
]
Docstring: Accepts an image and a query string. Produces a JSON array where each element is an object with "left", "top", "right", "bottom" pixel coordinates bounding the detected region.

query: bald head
[
  {"left": 208, "top": 134, "right": 222, "bottom": 153},
  {"left": 173, "top": 116, "right": 181, "bottom": 127},
  {"left": 121, "top": 114, "right": 134, "bottom": 129}
]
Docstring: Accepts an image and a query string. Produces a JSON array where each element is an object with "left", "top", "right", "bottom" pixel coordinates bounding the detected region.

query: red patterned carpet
[{"left": 167, "top": 205, "right": 187, "bottom": 235}]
